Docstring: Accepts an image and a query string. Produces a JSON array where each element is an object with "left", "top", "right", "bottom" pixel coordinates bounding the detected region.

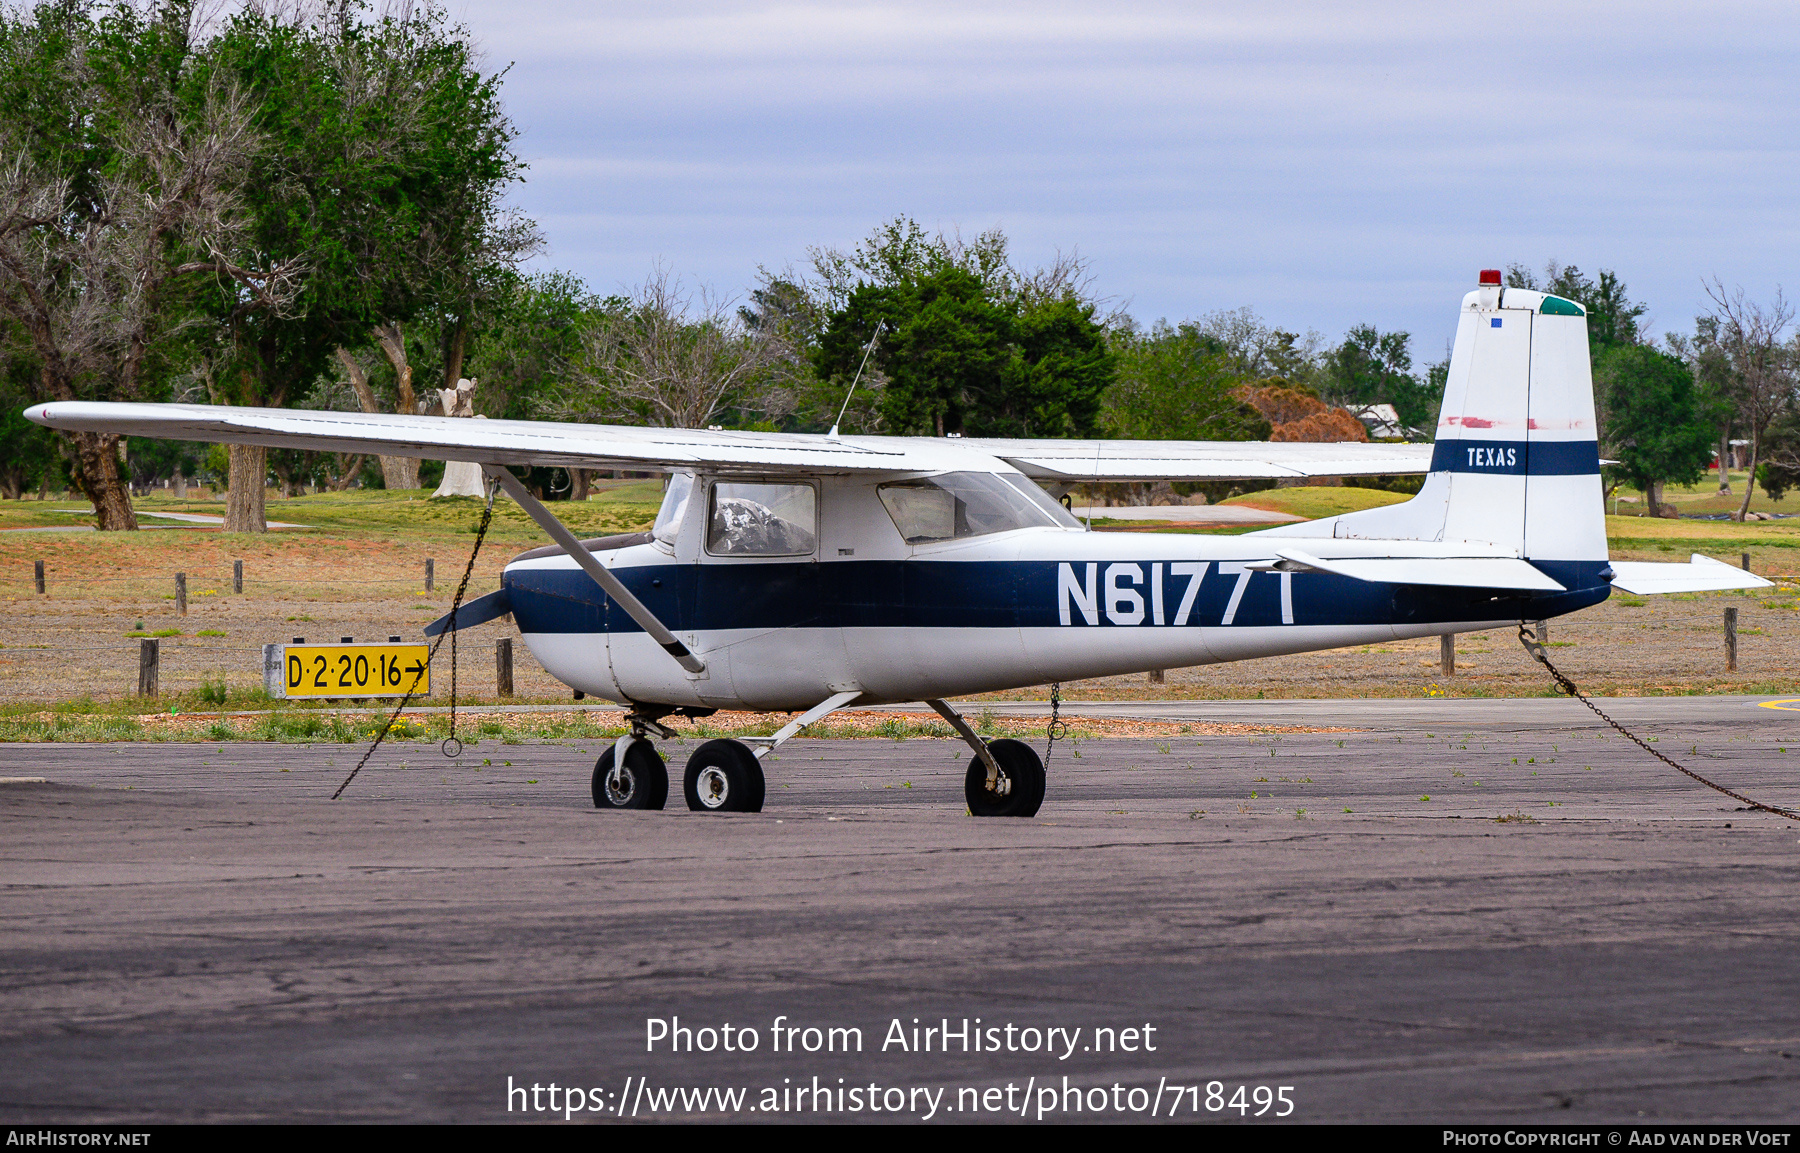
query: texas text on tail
[{"left": 29, "top": 270, "right": 1768, "bottom": 816}]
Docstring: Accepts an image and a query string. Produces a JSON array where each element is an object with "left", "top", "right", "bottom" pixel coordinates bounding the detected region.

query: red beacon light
[{"left": 1478, "top": 269, "right": 1502, "bottom": 285}]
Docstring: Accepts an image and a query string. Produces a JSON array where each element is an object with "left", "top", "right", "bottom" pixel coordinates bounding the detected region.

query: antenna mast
[{"left": 828, "top": 321, "right": 886, "bottom": 439}]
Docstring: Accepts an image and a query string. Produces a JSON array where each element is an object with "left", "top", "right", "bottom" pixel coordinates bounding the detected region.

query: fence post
[
  {"left": 1742, "top": 552, "right": 1751, "bottom": 572},
  {"left": 1535, "top": 618, "right": 1548, "bottom": 646},
  {"left": 175, "top": 572, "right": 187, "bottom": 615},
  {"left": 34, "top": 559, "right": 44, "bottom": 595},
  {"left": 233, "top": 560, "right": 244, "bottom": 595},
  {"left": 1725, "top": 607, "right": 1738, "bottom": 672},
  {"left": 496, "top": 637, "right": 514, "bottom": 697},
  {"left": 138, "top": 638, "right": 159, "bottom": 697},
  {"left": 1441, "top": 633, "right": 1455, "bottom": 677},
  {"left": 425, "top": 558, "right": 435, "bottom": 592},
  {"left": 1147, "top": 668, "right": 1165, "bottom": 685}
]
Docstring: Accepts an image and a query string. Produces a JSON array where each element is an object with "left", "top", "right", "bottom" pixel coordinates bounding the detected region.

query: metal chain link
[
  {"left": 1516, "top": 621, "right": 1799, "bottom": 822},
  {"left": 330, "top": 495, "right": 495, "bottom": 800},
  {"left": 1043, "top": 682, "right": 1066, "bottom": 770}
]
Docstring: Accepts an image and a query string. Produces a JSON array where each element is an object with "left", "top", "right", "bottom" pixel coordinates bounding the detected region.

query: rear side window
[
  {"left": 707, "top": 481, "right": 817, "bottom": 556},
  {"left": 878, "top": 471, "right": 1067, "bottom": 544}
]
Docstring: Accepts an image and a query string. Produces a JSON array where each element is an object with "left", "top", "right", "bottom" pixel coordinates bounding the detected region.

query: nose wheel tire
[
  {"left": 964, "top": 738, "right": 1045, "bottom": 817},
  {"left": 683, "top": 739, "right": 765, "bottom": 812},
  {"left": 592, "top": 742, "right": 668, "bottom": 809}
]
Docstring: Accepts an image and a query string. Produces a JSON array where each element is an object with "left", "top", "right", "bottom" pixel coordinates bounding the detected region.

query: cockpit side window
[{"left": 706, "top": 481, "right": 817, "bottom": 556}]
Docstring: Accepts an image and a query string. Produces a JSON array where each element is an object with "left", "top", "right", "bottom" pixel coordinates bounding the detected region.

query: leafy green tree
[
  {"left": 204, "top": 1, "right": 528, "bottom": 527},
  {"left": 815, "top": 264, "right": 1112, "bottom": 438},
  {"left": 1102, "top": 321, "right": 1269, "bottom": 441},
  {"left": 1593, "top": 344, "right": 1716, "bottom": 514},
  {"left": 1319, "top": 325, "right": 1438, "bottom": 434},
  {"left": 1506, "top": 262, "right": 1646, "bottom": 354}
]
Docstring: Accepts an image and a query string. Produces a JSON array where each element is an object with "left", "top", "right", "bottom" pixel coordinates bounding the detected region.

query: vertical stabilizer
[{"left": 1260, "top": 270, "right": 1606, "bottom": 563}]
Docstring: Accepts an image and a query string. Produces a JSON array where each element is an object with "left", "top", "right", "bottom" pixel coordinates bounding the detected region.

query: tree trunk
[
  {"left": 331, "top": 454, "right": 366, "bottom": 491},
  {"left": 225, "top": 443, "right": 267, "bottom": 532},
  {"left": 570, "top": 468, "right": 590, "bottom": 501},
  {"left": 442, "top": 319, "right": 468, "bottom": 395},
  {"left": 337, "top": 346, "right": 418, "bottom": 490},
  {"left": 67, "top": 431, "right": 138, "bottom": 530},
  {"left": 1717, "top": 428, "right": 1732, "bottom": 493},
  {"left": 1737, "top": 435, "right": 1760, "bottom": 522}
]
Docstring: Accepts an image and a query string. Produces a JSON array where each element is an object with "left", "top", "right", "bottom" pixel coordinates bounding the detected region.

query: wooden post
[
  {"left": 496, "top": 638, "right": 514, "bottom": 697},
  {"left": 33, "top": 560, "right": 44, "bottom": 595},
  {"left": 425, "top": 558, "right": 435, "bottom": 592},
  {"left": 1725, "top": 607, "right": 1738, "bottom": 672},
  {"left": 1147, "top": 669, "right": 1165, "bottom": 685},
  {"left": 175, "top": 572, "right": 187, "bottom": 615},
  {"left": 233, "top": 559, "right": 243, "bottom": 594},
  {"left": 138, "top": 638, "right": 159, "bottom": 696},
  {"left": 1441, "top": 633, "right": 1455, "bottom": 676},
  {"left": 1535, "top": 619, "right": 1548, "bottom": 646},
  {"left": 1742, "top": 552, "right": 1752, "bottom": 572}
]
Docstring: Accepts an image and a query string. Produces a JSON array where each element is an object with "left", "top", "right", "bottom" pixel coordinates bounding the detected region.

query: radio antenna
[{"left": 828, "top": 321, "right": 885, "bottom": 439}]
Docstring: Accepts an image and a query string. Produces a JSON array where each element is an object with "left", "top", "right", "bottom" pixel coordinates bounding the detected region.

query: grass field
[
  {"left": 1218, "top": 486, "right": 1409, "bottom": 519},
  {"left": 5, "top": 481, "right": 1800, "bottom": 725}
]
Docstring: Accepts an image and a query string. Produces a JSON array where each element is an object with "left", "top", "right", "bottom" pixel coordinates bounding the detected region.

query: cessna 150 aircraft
[{"left": 29, "top": 271, "right": 1768, "bottom": 817}]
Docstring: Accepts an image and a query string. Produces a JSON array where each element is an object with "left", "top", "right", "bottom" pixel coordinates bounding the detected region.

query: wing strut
[{"left": 484, "top": 466, "right": 707, "bottom": 677}]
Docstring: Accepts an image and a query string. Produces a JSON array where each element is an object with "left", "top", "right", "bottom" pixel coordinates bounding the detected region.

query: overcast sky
[{"left": 451, "top": 0, "right": 1797, "bottom": 359}]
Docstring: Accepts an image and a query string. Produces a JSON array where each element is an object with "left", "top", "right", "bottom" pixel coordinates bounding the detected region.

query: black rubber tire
[
  {"left": 964, "top": 738, "right": 1045, "bottom": 817},
  {"left": 683, "top": 739, "right": 765, "bottom": 812},
  {"left": 591, "top": 741, "right": 668, "bottom": 810}
]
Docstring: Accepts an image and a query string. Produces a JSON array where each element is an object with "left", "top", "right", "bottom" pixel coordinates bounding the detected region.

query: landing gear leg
[
  {"left": 592, "top": 710, "right": 677, "bottom": 810},
  {"left": 925, "top": 699, "right": 1046, "bottom": 817}
]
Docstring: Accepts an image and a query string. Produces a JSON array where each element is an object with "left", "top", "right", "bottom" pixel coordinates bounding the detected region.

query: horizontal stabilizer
[
  {"left": 424, "top": 588, "right": 512, "bottom": 637},
  {"left": 1609, "top": 554, "right": 1774, "bottom": 595},
  {"left": 1263, "top": 548, "right": 1567, "bottom": 592}
]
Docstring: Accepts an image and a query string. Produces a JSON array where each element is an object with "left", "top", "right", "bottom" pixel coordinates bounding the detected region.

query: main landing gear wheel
[
  {"left": 684, "top": 739, "right": 765, "bottom": 812},
  {"left": 592, "top": 741, "right": 668, "bottom": 810},
  {"left": 964, "top": 738, "right": 1045, "bottom": 817}
]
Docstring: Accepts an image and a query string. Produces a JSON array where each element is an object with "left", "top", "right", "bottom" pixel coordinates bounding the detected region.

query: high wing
[
  {"left": 961, "top": 437, "right": 1433, "bottom": 481},
  {"left": 28, "top": 401, "right": 1432, "bottom": 482}
]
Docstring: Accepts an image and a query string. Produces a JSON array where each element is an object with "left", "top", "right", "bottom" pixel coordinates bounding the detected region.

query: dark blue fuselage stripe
[
  {"left": 1428, "top": 439, "right": 1599, "bottom": 475},
  {"left": 504, "top": 559, "right": 1613, "bottom": 636}
]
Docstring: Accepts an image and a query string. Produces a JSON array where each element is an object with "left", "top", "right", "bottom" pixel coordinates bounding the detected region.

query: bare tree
[
  {"left": 1703, "top": 280, "right": 1795, "bottom": 521},
  {"left": 0, "top": 7, "right": 299, "bottom": 529},
  {"left": 562, "top": 268, "right": 778, "bottom": 429}
]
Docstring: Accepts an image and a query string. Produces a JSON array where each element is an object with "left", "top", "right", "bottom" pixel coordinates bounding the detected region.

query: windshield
[
  {"left": 878, "top": 471, "right": 1071, "bottom": 545},
  {"left": 652, "top": 472, "right": 693, "bottom": 545}
]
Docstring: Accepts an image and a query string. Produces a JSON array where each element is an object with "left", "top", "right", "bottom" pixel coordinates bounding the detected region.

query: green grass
[
  {"left": 0, "top": 483, "right": 662, "bottom": 543},
  {"left": 1218, "top": 486, "right": 1411, "bottom": 519}
]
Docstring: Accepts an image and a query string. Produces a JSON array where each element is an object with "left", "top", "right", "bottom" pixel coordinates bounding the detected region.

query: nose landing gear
[{"left": 591, "top": 707, "right": 706, "bottom": 811}]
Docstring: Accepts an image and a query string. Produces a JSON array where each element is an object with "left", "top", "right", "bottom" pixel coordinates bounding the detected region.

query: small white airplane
[{"left": 30, "top": 270, "right": 1769, "bottom": 816}]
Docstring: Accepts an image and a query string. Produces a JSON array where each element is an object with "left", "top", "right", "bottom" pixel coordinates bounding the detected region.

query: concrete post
[{"left": 263, "top": 644, "right": 283, "bottom": 698}]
